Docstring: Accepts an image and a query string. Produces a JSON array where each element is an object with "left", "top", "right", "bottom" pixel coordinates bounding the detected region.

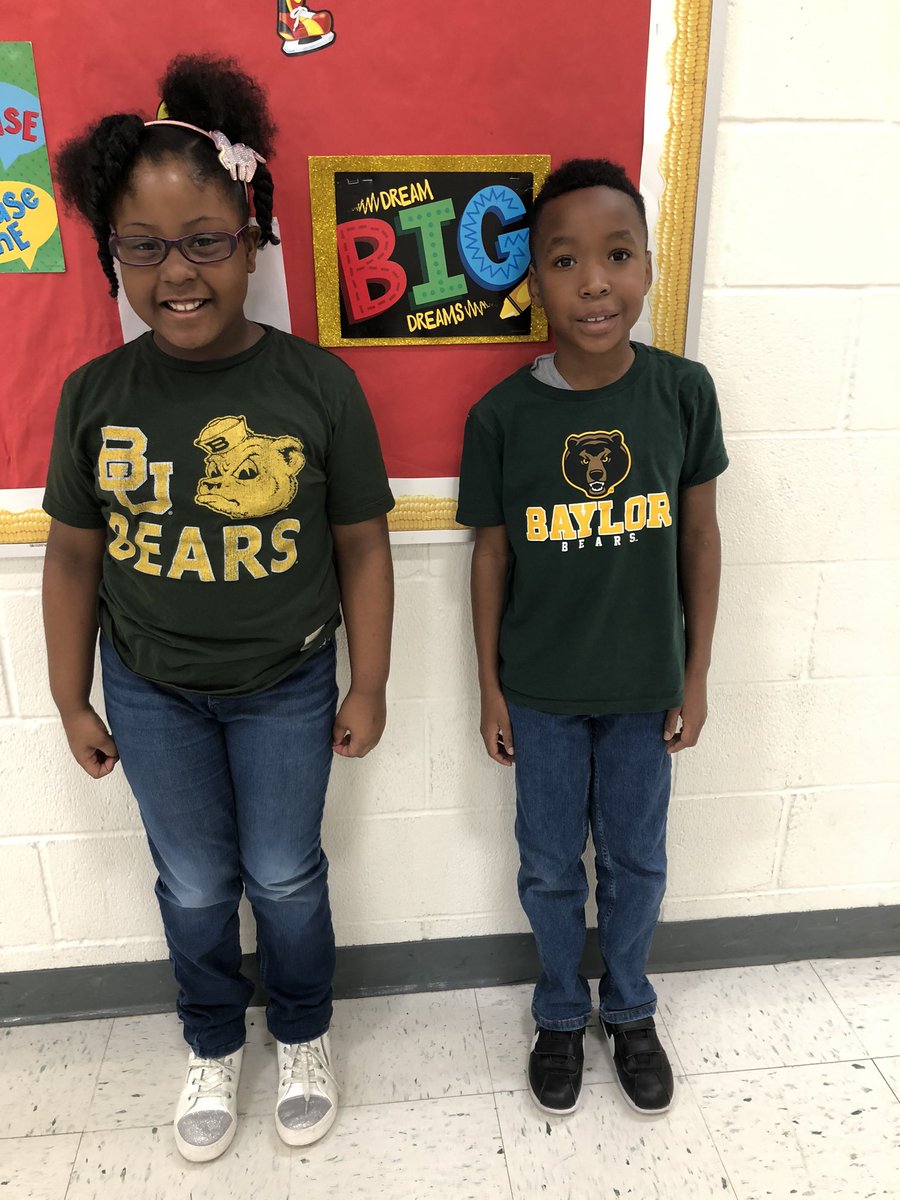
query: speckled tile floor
[{"left": 1, "top": 957, "right": 898, "bottom": 1200}]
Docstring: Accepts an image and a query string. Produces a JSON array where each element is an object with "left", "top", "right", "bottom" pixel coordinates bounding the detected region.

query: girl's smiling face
[{"left": 112, "top": 156, "right": 261, "bottom": 361}]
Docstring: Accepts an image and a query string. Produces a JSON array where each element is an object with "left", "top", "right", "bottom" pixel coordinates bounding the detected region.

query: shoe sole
[
  {"left": 174, "top": 1118, "right": 237, "bottom": 1162},
  {"left": 602, "top": 1030, "right": 674, "bottom": 1116},
  {"left": 275, "top": 1103, "right": 338, "bottom": 1146},
  {"left": 281, "top": 31, "right": 335, "bottom": 54}
]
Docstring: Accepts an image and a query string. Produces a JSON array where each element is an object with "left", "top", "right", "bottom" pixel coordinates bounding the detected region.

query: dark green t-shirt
[
  {"left": 44, "top": 328, "right": 393, "bottom": 694},
  {"left": 456, "top": 343, "right": 728, "bottom": 714}
]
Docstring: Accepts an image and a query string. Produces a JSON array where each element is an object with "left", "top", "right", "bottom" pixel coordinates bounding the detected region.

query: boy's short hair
[{"left": 530, "top": 158, "right": 648, "bottom": 259}]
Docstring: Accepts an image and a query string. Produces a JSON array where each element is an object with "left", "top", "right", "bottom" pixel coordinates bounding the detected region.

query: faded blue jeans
[
  {"left": 507, "top": 703, "right": 672, "bottom": 1031},
  {"left": 100, "top": 637, "right": 338, "bottom": 1058}
]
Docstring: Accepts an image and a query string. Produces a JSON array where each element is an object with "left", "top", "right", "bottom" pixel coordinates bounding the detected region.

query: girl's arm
[
  {"left": 42, "top": 519, "right": 118, "bottom": 777},
  {"left": 664, "top": 477, "right": 722, "bottom": 753},
  {"left": 471, "top": 524, "right": 514, "bottom": 765},
  {"left": 330, "top": 514, "right": 393, "bottom": 758}
]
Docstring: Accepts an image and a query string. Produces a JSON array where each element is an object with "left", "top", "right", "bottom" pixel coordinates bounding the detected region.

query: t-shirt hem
[
  {"left": 680, "top": 452, "right": 729, "bottom": 491},
  {"left": 328, "top": 492, "right": 395, "bottom": 525},
  {"left": 42, "top": 500, "right": 105, "bottom": 530},
  {"left": 455, "top": 508, "right": 503, "bottom": 528},
  {"left": 503, "top": 686, "right": 683, "bottom": 716}
]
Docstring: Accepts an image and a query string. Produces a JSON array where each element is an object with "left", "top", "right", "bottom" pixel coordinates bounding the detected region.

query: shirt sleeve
[
  {"left": 325, "top": 374, "right": 395, "bottom": 524},
  {"left": 42, "top": 377, "right": 106, "bottom": 529},
  {"left": 679, "top": 365, "right": 729, "bottom": 490},
  {"left": 456, "top": 403, "right": 505, "bottom": 527}
]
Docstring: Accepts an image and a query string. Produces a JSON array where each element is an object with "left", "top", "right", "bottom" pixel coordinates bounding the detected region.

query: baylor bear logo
[
  {"left": 562, "top": 430, "right": 631, "bottom": 498},
  {"left": 194, "top": 415, "right": 306, "bottom": 518}
]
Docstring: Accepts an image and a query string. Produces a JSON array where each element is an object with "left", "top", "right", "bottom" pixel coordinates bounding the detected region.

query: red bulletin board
[{"left": 0, "top": 0, "right": 716, "bottom": 540}]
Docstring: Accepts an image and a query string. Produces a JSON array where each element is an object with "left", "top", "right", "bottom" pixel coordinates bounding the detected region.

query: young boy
[{"left": 456, "top": 159, "right": 727, "bottom": 1117}]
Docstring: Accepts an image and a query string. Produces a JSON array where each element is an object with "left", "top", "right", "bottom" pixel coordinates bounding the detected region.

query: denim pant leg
[
  {"left": 217, "top": 641, "right": 338, "bottom": 1044},
  {"left": 100, "top": 638, "right": 253, "bottom": 1058},
  {"left": 590, "top": 711, "right": 671, "bottom": 1024},
  {"left": 507, "top": 701, "right": 593, "bottom": 1031}
]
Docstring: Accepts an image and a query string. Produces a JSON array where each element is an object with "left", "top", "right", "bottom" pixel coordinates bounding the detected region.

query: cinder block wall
[{"left": 1, "top": 0, "right": 898, "bottom": 972}]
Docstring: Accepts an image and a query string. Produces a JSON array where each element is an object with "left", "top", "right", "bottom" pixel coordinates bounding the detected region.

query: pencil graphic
[{"left": 500, "top": 276, "right": 532, "bottom": 319}]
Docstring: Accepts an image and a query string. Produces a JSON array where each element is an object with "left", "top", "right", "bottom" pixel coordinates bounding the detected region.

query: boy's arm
[
  {"left": 331, "top": 514, "right": 393, "bottom": 758},
  {"left": 664, "top": 478, "right": 722, "bottom": 753},
  {"left": 471, "top": 525, "right": 514, "bottom": 765},
  {"left": 42, "top": 518, "right": 119, "bottom": 778}
]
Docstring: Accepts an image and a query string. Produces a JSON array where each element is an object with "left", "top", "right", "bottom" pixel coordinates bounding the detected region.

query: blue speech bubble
[{"left": 0, "top": 84, "right": 46, "bottom": 171}]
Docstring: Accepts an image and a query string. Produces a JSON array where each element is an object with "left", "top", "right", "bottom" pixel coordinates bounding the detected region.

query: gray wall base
[{"left": 2, "top": 905, "right": 897, "bottom": 1027}]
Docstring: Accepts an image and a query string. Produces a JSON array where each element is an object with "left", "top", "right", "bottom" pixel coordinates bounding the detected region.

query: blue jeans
[
  {"left": 100, "top": 637, "right": 339, "bottom": 1058},
  {"left": 507, "top": 703, "right": 671, "bottom": 1030}
]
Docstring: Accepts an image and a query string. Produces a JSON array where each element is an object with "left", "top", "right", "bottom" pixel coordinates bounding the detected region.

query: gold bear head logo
[{"left": 194, "top": 415, "right": 306, "bottom": 519}]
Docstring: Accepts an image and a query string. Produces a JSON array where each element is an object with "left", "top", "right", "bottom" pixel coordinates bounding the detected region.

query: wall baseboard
[{"left": 2, "top": 905, "right": 897, "bottom": 1027}]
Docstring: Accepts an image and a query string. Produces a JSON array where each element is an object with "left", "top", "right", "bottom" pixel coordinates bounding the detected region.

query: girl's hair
[{"left": 55, "top": 55, "right": 279, "bottom": 297}]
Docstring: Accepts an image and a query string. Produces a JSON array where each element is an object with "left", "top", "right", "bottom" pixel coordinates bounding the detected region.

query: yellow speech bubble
[{"left": 0, "top": 182, "right": 59, "bottom": 270}]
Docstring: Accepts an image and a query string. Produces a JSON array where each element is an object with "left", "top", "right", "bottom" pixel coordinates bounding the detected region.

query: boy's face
[{"left": 528, "top": 186, "right": 651, "bottom": 381}]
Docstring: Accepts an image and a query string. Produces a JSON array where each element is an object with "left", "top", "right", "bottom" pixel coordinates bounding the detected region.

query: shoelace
[
  {"left": 187, "top": 1057, "right": 237, "bottom": 1102},
  {"left": 289, "top": 5, "right": 315, "bottom": 23},
  {"left": 281, "top": 1042, "right": 340, "bottom": 1098}
]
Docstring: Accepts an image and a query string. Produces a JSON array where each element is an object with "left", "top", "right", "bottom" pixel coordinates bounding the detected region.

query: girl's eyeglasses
[{"left": 108, "top": 225, "right": 250, "bottom": 267}]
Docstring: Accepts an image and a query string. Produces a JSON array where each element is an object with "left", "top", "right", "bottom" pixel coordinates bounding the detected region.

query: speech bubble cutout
[
  {"left": 0, "top": 183, "right": 59, "bottom": 269},
  {"left": 0, "top": 84, "right": 46, "bottom": 171}
]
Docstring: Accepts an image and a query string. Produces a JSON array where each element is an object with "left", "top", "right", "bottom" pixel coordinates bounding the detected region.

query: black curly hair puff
[{"left": 55, "top": 55, "right": 279, "bottom": 298}]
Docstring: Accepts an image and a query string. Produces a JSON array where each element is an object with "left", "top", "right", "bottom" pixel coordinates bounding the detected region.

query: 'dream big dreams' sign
[{"left": 310, "top": 155, "right": 550, "bottom": 346}]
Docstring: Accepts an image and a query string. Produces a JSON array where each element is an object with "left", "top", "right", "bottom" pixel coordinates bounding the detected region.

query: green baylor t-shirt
[
  {"left": 456, "top": 342, "right": 728, "bottom": 715},
  {"left": 44, "top": 328, "right": 394, "bottom": 694}
]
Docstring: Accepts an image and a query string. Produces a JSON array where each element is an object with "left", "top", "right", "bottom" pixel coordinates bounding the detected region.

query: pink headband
[{"left": 143, "top": 119, "right": 266, "bottom": 185}]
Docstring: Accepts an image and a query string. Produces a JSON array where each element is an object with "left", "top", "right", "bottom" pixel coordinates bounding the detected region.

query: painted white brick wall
[{"left": 0, "top": 0, "right": 897, "bottom": 972}]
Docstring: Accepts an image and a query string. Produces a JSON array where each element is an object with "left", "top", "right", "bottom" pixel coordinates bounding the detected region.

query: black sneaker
[
  {"left": 602, "top": 1016, "right": 674, "bottom": 1114},
  {"left": 527, "top": 1026, "right": 585, "bottom": 1115}
]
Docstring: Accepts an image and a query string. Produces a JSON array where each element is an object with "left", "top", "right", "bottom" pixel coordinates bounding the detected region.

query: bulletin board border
[{"left": 0, "top": 0, "right": 718, "bottom": 547}]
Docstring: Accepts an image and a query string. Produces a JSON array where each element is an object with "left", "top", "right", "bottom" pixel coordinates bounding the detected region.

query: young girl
[{"left": 42, "top": 54, "right": 394, "bottom": 1162}]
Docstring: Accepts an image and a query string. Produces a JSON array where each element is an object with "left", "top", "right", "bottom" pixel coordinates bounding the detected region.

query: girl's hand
[
  {"left": 480, "top": 689, "right": 514, "bottom": 766},
  {"left": 663, "top": 673, "right": 708, "bottom": 754},
  {"left": 332, "top": 689, "right": 386, "bottom": 758},
  {"left": 61, "top": 707, "right": 119, "bottom": 778}
]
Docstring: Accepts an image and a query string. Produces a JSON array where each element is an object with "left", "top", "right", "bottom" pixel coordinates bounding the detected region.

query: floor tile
[
  {"left": 65, "top": 1117, "right": 291, "bottom": 1199},
  {"left": 330, "top": 988, "right": 493, "bottom": 1106},
  {"left": 0, "top": 1019, "right": 112, "bottom": 1137},
  {"left": 655, "top": 962, "right": 866, "bottom": 1074},
  {"left": 289, "top": 1094, "right": 512, "bottom": 1199},
  {"left": 0, "top": 1134, "right": 80, "bottom": 1200},
  {"left": 84, "top": 1009, "right": 274, "bottom": 1131},
  {"left": 812, "top": 956, "right": 900, "bottom": 1057},
  {"left": 474, "top": 981, "right": 685, "bottom": 1092},
  {"left": 875, "top": 1057, "right": 900, "bottom": 1102},
  {"left": 496, "top": 1081, "right": 735, "bottom": 1200},
  {"left": 694, "top": 1058, "right": 900, "bottom": 1199}
]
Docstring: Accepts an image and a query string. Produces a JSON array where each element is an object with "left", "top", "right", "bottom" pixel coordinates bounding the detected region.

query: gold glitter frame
[
  {"left": 309, "top": 154, "right": 550, "bottom": 348},
  {"left": 1, "top": 2, "right": 714, "bottom": 544}
]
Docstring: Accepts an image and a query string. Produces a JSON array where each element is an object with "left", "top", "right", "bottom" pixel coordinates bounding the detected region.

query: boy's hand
[
  {"left": 62, "top": 707, "right": 119, "bottom": 778},
  {"left": 663, "top": 673, "right": 708, "bottom": 754},
  {"left": 332, "top": 688, "right": 386, "bottom": 759},
  {"left": 480, "top": 689, "right": 514, "bottom": 766}
]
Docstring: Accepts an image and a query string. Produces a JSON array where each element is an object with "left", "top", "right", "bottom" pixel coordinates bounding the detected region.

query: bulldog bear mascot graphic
[{"left": 194, "top": 416, "right": 306, "bottom": 519}]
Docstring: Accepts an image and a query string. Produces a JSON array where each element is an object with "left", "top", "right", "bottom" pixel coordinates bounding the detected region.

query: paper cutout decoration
[{"left": 0, "top": 42, "right": 64, "bottom": 274}]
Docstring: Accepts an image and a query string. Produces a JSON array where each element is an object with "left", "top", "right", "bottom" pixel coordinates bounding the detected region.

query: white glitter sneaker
[
  {"left": 173, "top": 1046, "right": 243, "bottom": 1162},
  {"left": 275, "top": 1033, "right": 339, "bottom": 1145}
]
